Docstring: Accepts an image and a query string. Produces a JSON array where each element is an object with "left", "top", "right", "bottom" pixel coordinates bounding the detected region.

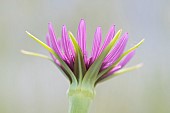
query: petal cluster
[{"left": 24, "top": 19, "right": 143, "bottom": 87}]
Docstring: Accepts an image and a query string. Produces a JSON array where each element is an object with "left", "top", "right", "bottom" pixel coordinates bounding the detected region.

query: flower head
[{"left": 22, "top": 19, "right": 144, "bottom": 88}]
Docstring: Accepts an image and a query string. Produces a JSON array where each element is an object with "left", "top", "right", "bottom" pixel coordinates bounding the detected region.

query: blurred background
[{"left": 0, "top": 0, "right": 170, "bottom": 113}]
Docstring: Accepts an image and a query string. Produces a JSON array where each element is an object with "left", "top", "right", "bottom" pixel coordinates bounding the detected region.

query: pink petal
[
  {"left": 102, "top": 33, "right": 128, "bottom": 69},
  {"left": 91, "top": 27, "right": 102, "bottom": 63},
  {"left": 68, "top": 39, "right": 75, "bottom": 61},
  {"left": 98, "top": 25, "right": 115, "bottom": 56},
  {"left": 48, "top": 22, "right": 63, "bottom": 59},
  {"left": 101, "top": 50, "right": 135, "bottom": 78},
  {"left": 62, "top": 25, "right": 71, "bottom": 60},
  {"left": 118, "top": 50, "right": 135, "bottom": 67},
  {"left": 56, "top": 38, "right": 62, "bottom": 49},
  {"left": 46, "top": 34, "right": 60, "bottom": 66},
  {"left": 77, "top": 19, "right": 87, "bottom": 60}
]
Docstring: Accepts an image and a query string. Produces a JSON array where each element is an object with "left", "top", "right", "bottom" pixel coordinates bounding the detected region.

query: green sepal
[
  {"left": 82, "top": 29, "right": 122, "bottom": 85},
  {"left": 21, "top": 50, "right": 52, "bottom": 61},
  {"left": 97, "top": 63, "right": 143, "bottom": 84},
  {"left": 97, "top": 39, "right": 144, "bottom": 81},
  {"left": 26, "top": 31, "right": 78, "bottom": 86},
  {"left": 69, "top": 32, "right": 86, "bottom": 84},
  {"left": 21, "top": 50, "right": 70, "bottom": 81}
]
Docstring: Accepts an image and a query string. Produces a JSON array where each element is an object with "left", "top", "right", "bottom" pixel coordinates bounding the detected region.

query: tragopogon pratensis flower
[{"left": 22, "top": 19, "right": 144, "bottom": 113}]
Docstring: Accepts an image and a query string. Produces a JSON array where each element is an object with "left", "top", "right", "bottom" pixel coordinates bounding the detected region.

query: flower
[
  {"left": 22, "top": 19, "right": 144, "bottom": 113},
  {"left": 22, "top": 19, "right": 144, "bottom": 88}
]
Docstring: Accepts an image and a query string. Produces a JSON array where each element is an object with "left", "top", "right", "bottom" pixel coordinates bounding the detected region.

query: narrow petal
[
  {"left": 46, "top": 34, "right": 60, "bottom": 66},
  {"left": 68, "top": 39, "right": 75, "bottom": 60},
  {"left": 77, "top": 19, "right": 87, "bottom": 63},
  {"left": 62, "top": 25, "right": 71, "bottom": 61},
  {"left": 118, "top": 50, "right": 135, "bottom": 67},
  {"left": 57, "top": 37, "right": 75, "bottom": 65},
  {"left": 98, "top": 25, "right": 115, "bottom": 56},
  {"left": 102, "top": 33, "right": 128, "bottom": 69},
  {"left": 61, "top": 26, "right": 75, "bottom": 67},
  {"left": 57, "top": 38, "right": 62, "bottom": 49},
  {"left": 77, "top": 19, "right": 86, "bottom": 54},
  {"left": 100, "top": 50, "right": 135, "bottom": 80},
  {"left": 48, "top": 23, "right": 63, "bottom": 59},
  {"left": 91, "top": 27, "right": 102, "bottom": 62}
]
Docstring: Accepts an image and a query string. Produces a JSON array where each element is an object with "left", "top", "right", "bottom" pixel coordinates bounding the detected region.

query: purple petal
[
  {"left": 62, "top": 25, "right": 71, "bottom": 61},
  {"left": 46, "top": 34, "right": 60, "bottom": 66},
  {"left": 101, "top": 50, "right": 135, "bottom": 79},
  {"left": 118, "top": 50, "right": 135, "bottom": 67},
  {"left": 102, "top": 33, "right": 128, "bottom": 69},
  {"left": 68, "top": 39, "right": 75, "bottom": 60},
  {"left": 91, "top": 27, "right": 102, "bottom": 62},
  {"left": 77, "top": 19, "right": 87, "bottom": 57},
  {"left": 57, "top": 38, "right": 62, "bottom": 49},
  {"left": 61, "top": 26, "right": 75, "bottom": 69},
  {"left": 48, "top": 23, "right": 63, "bottom": 59},
  {"left": 98, "top": 25, "right": 115, "bottom": 56},
  {"left": 56, "top": 38, "right": 68, "bottom": 63}
]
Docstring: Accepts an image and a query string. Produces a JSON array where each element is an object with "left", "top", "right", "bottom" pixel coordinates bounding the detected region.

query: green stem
[{"left": 68, "top": 86, "right": 95, "bottom": 113}]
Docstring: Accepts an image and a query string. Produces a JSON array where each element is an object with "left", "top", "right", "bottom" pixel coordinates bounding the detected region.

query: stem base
[{"left": 68, "top": 86, "right": 95, "bottom": 113}]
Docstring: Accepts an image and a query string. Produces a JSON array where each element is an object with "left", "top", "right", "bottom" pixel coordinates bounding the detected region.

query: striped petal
[
  {"left": 68, "top": 39, "right": 75, "bottom": 60},
  {"left": 98, "top": 25, "right": 115, "bottom": 56},
  {"left": 91, "top": 27, "right": 102, "bottom": 63},
  {"left": 103, "top": 50, "right": 135, "bottom": 79},
  {"left": 77, "top": 19, "right": 87, "bottom": 56},
  {"left": 62, "top": 25, "right": 71, "bottom": 61},
  {"left": 46, "top": 34, "right": 60, "bottom": 66},
  {"left": 57, "top": 38, "right": 62, "bottom": 49},
  {"left": 118, "top": 50, "right": 135, "bottom": 67},
  {"left": 102, "top": 33, "right": 128, "bottom": 69},
  {"left": 48, "top": 23, "right": 63, "bottom": 59}
]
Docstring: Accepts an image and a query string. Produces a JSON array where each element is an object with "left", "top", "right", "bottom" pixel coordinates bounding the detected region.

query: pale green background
[{"left": 0, "top": 0, "right": 170, "bottom": 113}]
